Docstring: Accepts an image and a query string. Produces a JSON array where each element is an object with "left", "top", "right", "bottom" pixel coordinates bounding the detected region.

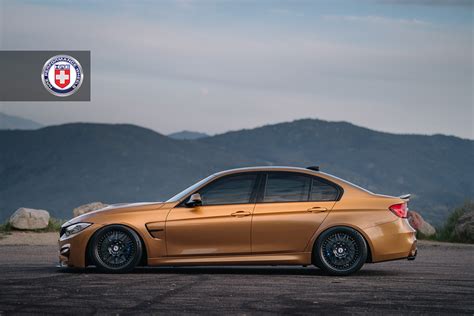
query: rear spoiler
[{"left": 399, "top": 194, "right": 411, "bottom": 201}]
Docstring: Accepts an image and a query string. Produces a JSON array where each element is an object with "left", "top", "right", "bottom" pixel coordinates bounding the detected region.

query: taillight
[{"left": 389, "top": 203, "right": 408, "bottom": 218}]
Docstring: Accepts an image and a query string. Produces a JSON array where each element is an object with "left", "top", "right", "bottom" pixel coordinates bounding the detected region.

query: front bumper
[{"left": 58, "top": 224, "right": 99, "bottom": 268}]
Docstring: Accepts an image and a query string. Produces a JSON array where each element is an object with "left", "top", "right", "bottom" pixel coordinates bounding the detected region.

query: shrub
[
  {"left": 0, "top": 221, "right": 13, "bottom": 234},
  {"left": 431, "top": 201, "right": 473, "bottom": 244},
  {"left": 43, "top": 218, "right": 64, "bottom": 232},
  {"left": 0, "top": 218, "right": 64, "bottom": 233}
]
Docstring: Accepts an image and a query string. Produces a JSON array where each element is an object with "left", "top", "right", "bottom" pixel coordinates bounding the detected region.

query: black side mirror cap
[{"left": 185, "top": 193, "right": 202, "bottom": 207}]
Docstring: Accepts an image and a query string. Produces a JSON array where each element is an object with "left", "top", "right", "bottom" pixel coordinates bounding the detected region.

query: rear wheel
[
  {"left": 313, "top": 227, "right": 367, "bottom": 276},
  {"left": 89, "top": 225, "right": 143, "bottom": 273}
]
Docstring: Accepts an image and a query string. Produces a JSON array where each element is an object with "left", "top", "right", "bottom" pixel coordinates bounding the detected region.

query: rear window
[
  {"left": 310, "top": 178, "right": 339, "bottom": 201},
  {"left": 262, "top": 172, "right": 340, "bottom": 203},
  {"left": 263, "top": 173, "right": 311, "bottom": 202}
]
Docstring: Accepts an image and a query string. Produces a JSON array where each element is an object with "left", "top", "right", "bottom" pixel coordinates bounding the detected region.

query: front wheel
[
  {"left": 313, "top": 227, "right": 367, "bottom": 276},
  {"left": 89, "top": 225, "right": 143, "bottom": 273}
]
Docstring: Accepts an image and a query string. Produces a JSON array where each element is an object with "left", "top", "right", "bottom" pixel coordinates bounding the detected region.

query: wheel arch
[
  {"left": 310, "top": 224, "right": 374, "bottom": 264},
  {"left": 85, "top": 223, "right": 149, "bottom": 267}
]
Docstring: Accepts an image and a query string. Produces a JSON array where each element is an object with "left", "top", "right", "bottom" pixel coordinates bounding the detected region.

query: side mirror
[{"left": 185, "top": 193, "right": 202, "bottom": 207}]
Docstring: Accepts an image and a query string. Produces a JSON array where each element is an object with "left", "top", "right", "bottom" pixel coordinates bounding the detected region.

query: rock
[
  {"left": 9, "top": 208, "right": 50, "bottom": 230},
  {"left": 407, "top": 210, "right": 436, "bottom": 236},
  {"left": 454, "top": 211, "right": 474, "bottom": 242},
  {"left": 73, "top": 202, "right": 108, "bottom": 217}
]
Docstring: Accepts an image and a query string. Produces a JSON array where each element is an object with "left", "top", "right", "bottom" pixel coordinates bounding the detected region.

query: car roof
[
  {"left": 214, "top": 166, "right": 315, "bottom": 175},
  {"left": 211, "top": 166, "right": 332, "bottom": 180}
]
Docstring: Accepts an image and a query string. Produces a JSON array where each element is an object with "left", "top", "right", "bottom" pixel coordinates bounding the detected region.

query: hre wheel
[
  {"left": 313, "top": 226, "right": 368, "bottom": 276},
  {"left": 89, "top": 225, "right": 143, "bottom": 273}
]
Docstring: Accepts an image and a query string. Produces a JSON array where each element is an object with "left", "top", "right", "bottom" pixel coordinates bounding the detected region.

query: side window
[
  {"left": 263, "top": 173, "right": 310, "bottom": 202},
  {"left": 310, "top": 178, "right": 339, "bottom": 201},
  {"left": 198, "top": 174, "right": 257, "bottom": 206}
]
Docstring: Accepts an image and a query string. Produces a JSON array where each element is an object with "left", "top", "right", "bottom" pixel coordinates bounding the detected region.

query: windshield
[{"left": 166, "top": 174, "right": 215, "bottom": 202}]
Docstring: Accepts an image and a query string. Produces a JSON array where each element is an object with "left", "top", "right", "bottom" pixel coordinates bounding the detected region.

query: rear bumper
[
  {"left": 407, "top": 248, "right": 417, "bottom": 261},
  {"left": 407, "top": 238, "right": 418, "bottom": 260},
  {"left": 365, "top": 218, "right": 417, "bottom": 263}
]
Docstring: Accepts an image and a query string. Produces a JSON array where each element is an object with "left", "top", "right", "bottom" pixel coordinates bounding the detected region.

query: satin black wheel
[
  {"left": 314, "top": 227, "right": 367, "bottom": 276},
  {"left": 90, "top": 225, "right": 142, "bottom": 273}
]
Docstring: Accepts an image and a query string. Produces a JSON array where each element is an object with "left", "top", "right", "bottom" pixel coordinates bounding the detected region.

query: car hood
[{"left": 62, "top": 201, "right": 166, "bottom": 227}]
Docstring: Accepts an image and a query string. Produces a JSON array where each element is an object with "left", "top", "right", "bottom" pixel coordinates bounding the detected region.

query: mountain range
[
  {"left": 1, "top": 118, "right": 472, "bottom": 225},
  {"left": 168, "top": 130, "right": 209, "bottom": 140},
  {"left": 0, "top": 112, "right": 43, "bottom": 130}
]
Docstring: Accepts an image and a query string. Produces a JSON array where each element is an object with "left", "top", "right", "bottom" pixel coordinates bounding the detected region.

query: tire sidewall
[
  {"left": 314, "top": 226, "right": 368, "bottom": 276},
  {"left": 89, "top": 224, "right": 143, "bottom": 273}
]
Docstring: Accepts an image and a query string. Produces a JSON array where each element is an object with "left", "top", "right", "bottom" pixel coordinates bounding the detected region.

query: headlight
[{"left": 63, "top": 223, "right": 91, "bottom": 237}]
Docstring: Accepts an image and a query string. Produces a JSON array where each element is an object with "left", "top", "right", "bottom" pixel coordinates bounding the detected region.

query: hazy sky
[{"left": 0, "top": 0, "right": 472, "bottom": 138}]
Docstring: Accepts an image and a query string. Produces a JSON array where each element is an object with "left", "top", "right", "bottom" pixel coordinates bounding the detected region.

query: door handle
[
  {"left": 307, "top": 207, "right": 328, "bottom": 213},
  {"left": 231, "top": 211, "right": 251, "bottom": 217}
]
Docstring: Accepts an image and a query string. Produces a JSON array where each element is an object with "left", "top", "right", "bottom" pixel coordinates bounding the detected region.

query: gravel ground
[
  {"left": 0, "top": 239, "right": 473, "bottom": 315},
  {"left": 0, "top": 232, "right": 58, "bottom": 246}
]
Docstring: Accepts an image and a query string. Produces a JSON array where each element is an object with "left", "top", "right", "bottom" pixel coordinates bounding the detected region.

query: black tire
[
  {"left": 313, "top": 226, "right": 367, "bottom": 276},
  {"left": 89, "top": 225, "right": 143, "bottom": 273}
]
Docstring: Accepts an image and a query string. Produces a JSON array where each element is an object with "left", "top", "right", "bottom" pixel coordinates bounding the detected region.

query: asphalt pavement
[{"left": 0, "top": 241, "right": 473, "bottom": 315}]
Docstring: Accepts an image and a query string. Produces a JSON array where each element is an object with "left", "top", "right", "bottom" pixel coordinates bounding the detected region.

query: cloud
[
  {"left": 377, "top": 0, "right": 473, "bottom": 6},
  {"left": 200, "top": 88, "right": 209, "bottom": 96},
  {"left": 269, "top": 8, "right": 305, "bottom": 17},
  {"left": 174, "top": 0, "right": 195, "bottom": 9},
  {"left": 0, "top": 1, "right": 472, "bottom": 139},
  {"left": 323, "top": 15, "right": 432, "bottom": 27},
  {"left": 2, "top": 3, "right": 467, "bottom": 88}
]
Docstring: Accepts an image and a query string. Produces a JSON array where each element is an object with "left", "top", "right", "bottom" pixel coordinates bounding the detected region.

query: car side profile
[{"left": 59, "top": 166, "right": 417, "bottom": 276}]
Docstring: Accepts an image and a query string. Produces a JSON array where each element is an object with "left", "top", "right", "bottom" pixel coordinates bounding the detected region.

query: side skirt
[{"left": 148, "top": 252, "right": 312, "bottom": 266}]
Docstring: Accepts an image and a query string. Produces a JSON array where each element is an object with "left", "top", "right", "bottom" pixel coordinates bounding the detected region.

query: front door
[
  {"left": 252, "top": 172, "right": 338, "bottom": 254},
  {"left": 166, "top": 173, "right": 259, "bottom": 257}
]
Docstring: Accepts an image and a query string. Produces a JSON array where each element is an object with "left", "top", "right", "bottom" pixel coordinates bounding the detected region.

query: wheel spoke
[
  {"left": 322, "top": 232, "right": 360, "bottom": 271},
  {"left": 96, "top": 229, "right": 136, "bottom": 269}
]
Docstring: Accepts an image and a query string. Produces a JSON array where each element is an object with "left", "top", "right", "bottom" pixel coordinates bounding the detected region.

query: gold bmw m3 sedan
[{"left": 58, "top": 166, "right": 417, "bottom": 276}]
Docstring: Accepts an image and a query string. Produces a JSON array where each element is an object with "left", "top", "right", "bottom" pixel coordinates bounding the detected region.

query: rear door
[{"left": 251, "top": 172, "right": 339, "bottom": 254}]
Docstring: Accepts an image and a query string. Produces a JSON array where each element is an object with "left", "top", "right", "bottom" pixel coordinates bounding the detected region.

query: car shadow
[{"left": 58, "top": 265, "right": 400, "bottom": 277}]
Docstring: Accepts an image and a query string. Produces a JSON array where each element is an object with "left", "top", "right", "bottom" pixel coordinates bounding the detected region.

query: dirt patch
[{"left": 0, "top": 231, "right": 58, "bottom": 245}]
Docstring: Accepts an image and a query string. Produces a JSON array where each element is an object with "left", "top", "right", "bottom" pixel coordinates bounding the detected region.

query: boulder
[
  {"left": 9, "top": 208, "right": 50, "bottom": 230},
  {"left": 73, "top": 202, "right": 108, "bottom": 217},
  {"left": 454, "top": 211, "right": 474, "bottom": 242},
  {"left": 407, "top": 210, "right": 436, "bottom": 236}
]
